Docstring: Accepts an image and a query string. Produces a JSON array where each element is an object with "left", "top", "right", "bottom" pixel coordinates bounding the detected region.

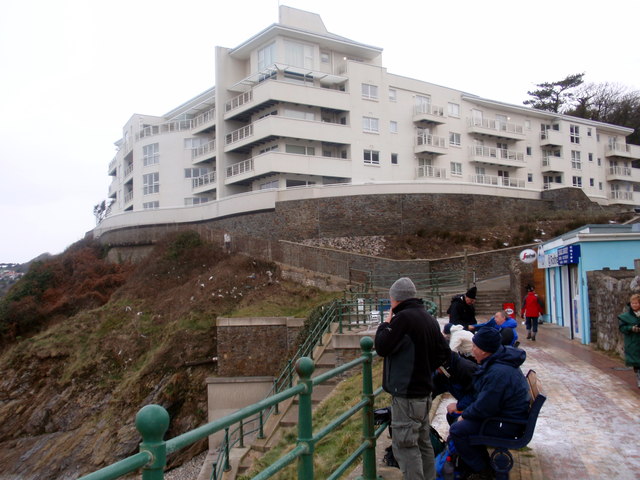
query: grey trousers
[{"left": 391, "top": 395, "right": 435, "bottom": 480}]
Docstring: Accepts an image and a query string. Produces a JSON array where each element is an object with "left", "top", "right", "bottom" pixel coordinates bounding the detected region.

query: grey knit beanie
[{"left": 389, "top": 277, "right": 417, "bottom": 302}]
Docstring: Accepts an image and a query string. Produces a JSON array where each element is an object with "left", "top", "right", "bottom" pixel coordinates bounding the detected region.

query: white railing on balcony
[
  {"left": 226, "top": 158, "right": 255, "bottom": 178},
  {"left": 416, "top": 133, "right": 447, "bottom": 148},
  {"left": 417, "top": 164, "right": 446, "bottom": 178},
  {"left": 610, "top": 190, "right": 633, "bottom": 201},
  {"left": 124, "top": 191, "right": 133, "bottom": 203},
  {"left": 608, "top": 165, "right": 632, "bottom": 177},
  {"left": 225, "top": 91, "right": 253, "bottom": 113},
  {"left": 108, "top": 157, "right": 117, "bottom": 173},
  {"left": 471, "top": 174, "right": 525, "bottom": 188},
  {"left": 469, "top": 145, "right": 524, "bottom": 162},
  {"left": 467, "top": 117, "right": 524, "bottom": 135},
  {"left": 124, "top": 163, "right": 133, "bottom": 177},
  {"left": 413, "top": 104, "right": 445, "bottom": 117},
  {"left": 607, "top": 143, "right": 632, "bottom": 155},
  {"left": 192, "top": 171, "right": 217, "bottom": 189},
  {"left": 225, "top": 125, "right": 254, "bottom": 145},
  {"left": 136, "top": 120, "right": 192, "bottom": 140},
  {"left": 192, "top": 140, "right": 217, "bottom": 160},
  {"left": 191, "top": 108, "right": 216, "bottom": 130}
]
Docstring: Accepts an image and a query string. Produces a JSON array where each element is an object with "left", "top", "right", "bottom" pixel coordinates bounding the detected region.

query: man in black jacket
[
  {"left": 447, "top": 286, "right": 478, "bottom": 330},
  {"left": 375, "top": 277, "right": 451, "bottom": 480}
]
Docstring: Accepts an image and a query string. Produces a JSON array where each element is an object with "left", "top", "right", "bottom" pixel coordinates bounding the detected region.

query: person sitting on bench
[{"left": 448, "top": 327, "right": 530, "bottom": 480}]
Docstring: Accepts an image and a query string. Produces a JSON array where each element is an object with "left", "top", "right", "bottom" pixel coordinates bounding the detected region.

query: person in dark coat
[
  {"left": 449, "top": 327, "right": 530, "bottom": 480},
  {"left": 375, "top": 277, "right": 451, "bottom": 480},
  {"left": 432, "top": 350, "right": 479, "bottom": 425},
  {"left": 447, "top": 286, "right": 477, "bottom": 330},
  {"left": 618, "top": 293, "right": 640, "bottom": 388}
]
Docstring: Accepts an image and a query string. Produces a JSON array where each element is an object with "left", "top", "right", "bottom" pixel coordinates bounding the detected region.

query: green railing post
[
  {"left": 136, "top": 404, "right": 170, "bottom": 480},
  {"left": 239, "top": 419, "right": 245, "bottom": 448},
  {"left": 258, "top": 410, "right": 265, "bottom": 439},
  {"left": 296, "top": 357, "right": 315, "bottom": 480},
  {"left": 358, "top": 337, "right": 380, "bottom": 480}
]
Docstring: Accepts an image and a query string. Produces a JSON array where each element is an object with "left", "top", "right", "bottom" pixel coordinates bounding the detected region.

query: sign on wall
[{"left": 557, "top": 245, "right": 581, "bottom": 265}]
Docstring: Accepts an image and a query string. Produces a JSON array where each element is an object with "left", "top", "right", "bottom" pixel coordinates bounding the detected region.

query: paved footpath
[{"left": 369, "top": 322, "right": 640, "bottom": 480}]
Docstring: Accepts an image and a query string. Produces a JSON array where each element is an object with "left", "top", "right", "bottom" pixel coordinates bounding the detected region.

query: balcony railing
[
  {"left": 469, "top": 145, "right": 524, "bottom": 162},
  {"left": 610, "top": 190, "right": 634, "bottom": 201},
  {"left": 124, "top": 164, "right": 133, "bottom": 178},
  {"left": 467, "top": 117, "right": 524, "bottom": 135},
  {"left": 124, "top": 191, "right": 133, "bottom": 204},
  {"left": 471, "top": 174, "right": 525, "bottom": 188},
  {"left": 191, "top": 171, "right": 217, "bottom": 189},
  {"left": 225, "top": 125, "right": 254, "bottom": 146},
  {"left": 225, "top": 91, "right": 253, "bottom": 113},
  {"left": 191, "top": 140, "right": 216, "bottom": 160},
  {"left": 136, "top": 120, "right": 192, "bottom": 141},
  {"left": 608, "top": 165, "right": 632, "bottom": 177},
  {"left": 416, "top": 133, "right": 446, "bottom": 148},
  {"left": 226, "top": 158, "right": 255, "bottom": 178},
  {"left": 417, "top": 164, "right": 447, "bottom": 179},
  {"left": 191, "top": 108, "right": 216, "bottom": 130}
]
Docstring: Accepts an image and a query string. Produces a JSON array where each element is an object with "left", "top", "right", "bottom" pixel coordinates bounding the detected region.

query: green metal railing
[{"left": 78, "top": 337, "right": 386, "bottom": 480}]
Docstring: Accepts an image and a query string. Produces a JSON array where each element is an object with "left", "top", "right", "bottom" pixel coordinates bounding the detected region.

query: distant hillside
[{"left": 0, "top": 232, "right": 333, "bottom": 479}]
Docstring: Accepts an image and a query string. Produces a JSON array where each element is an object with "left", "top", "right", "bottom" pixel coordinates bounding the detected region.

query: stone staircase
[
  {"left": 221, "top": 323, "right": 373, "bottom": 480},
  {"left": 473, "top": 288, "right": 516, "bottom": 317}
]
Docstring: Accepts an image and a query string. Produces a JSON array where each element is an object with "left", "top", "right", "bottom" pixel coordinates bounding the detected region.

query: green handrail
[{"left": 79, "top": 337, "right": 385, "bottom": 480}]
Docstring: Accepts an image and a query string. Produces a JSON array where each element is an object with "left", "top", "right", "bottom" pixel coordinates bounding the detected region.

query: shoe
[
  {"left": 465, "top": 468, "right": 495, "bottom": 480},
  {"left": 531, "top": 336, "right": 536, "bottom": 342}
]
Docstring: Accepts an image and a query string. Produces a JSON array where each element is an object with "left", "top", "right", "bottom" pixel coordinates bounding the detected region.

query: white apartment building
[{"left": 101, "top": 6, "right": 639, "bottom": 233}]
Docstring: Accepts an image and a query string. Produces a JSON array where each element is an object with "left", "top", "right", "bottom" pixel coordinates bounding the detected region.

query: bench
[{"left": 469, "top": 369, "right": 546, "bottom": 480}]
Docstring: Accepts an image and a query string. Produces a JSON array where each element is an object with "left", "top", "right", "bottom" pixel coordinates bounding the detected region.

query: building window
[
  {"left": 450, "top": 162, "right": 462, "bottom": 176},
  {"left": 364, "top": 149, "right": 380, "bottom": 165},
  {"left": 284, "top": 109, "right": 314, "bottom": 121},
  {"left": 258, "top": 42, "right": 275, "bottom": 71},
  {"left": 284, "top": 40, "right": 313, "bottom": 69},
  {"left": 526, "top": 146, "right": 532, "bottom": 156},
  {"left": 588, "top": 153, "right": 593, "bottom": 162},
  {"left": 259, "top": 180, "right": 279, "bottom": 190},
  {"left": 597, "top": 157, "right": 602, "bottom": 166},
  {"left": 362, "top": 116, "right": 379, "bottom": 133},
  {"left": 391, "top": 153, "right": 398, "bottom": 165},
  {"left": 388, "top": 88, "right": 397, "bottom": 102},
  {"left": 320, "top": 52, "right": 330, "bottom": 63},
  {"left": 448, "top": 102, "right": 460, "bottom": 117},
  {"left": 589, "top": 178, "right": 595, "bottom": 187},
  {"left": 390, "top": 121, "right": 398, "bottom": 133},
  {"left": 572, "top": 176, "right": 582, "bottom": 187},
  {"left": 285, "top": 144, "right": 315, "bottom": 155},
  {"left": 143, "top": 143, "right": 159, "bottom": 166},
  {"left": 449, "top": 132, "right": 461, "bottom": 146},
  {"left": 143, "top": 201, "right": 159, "bottom": 209},
  {"left": 361, "top": 83, "right": 379, "bottom": 100},
  {"left": 184, "top": 197, "right": 209, "bottom": 206},
  {"left": 184, "top": 167, "right": 210, "bottom": 178},
  {"left": 525, "top": 120, "right": 531, "bottom": 130},
  {"left": 587, "top": 127, "right": 592, "bottom": 136},
  {"left": 528, "top": 173, "right": 533, "bottom": 182},
  {"left": 143, "top": 172, "right": 159, "bottom": 195},
  {"left": 599, "top": 182, "right": 603, "bottom": 190},
  {"left": 571, "top": 150, "right": 582, "bottom": 169},
  {"left": 570, "top": 125, "right": 580, "bottom": 144}
]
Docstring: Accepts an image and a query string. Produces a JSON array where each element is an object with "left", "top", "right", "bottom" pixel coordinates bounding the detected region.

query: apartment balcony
[
  {"left": 471, "top": 174, "right": 525, "bottom": 188},
  {"left": 609, "top": 190, "right": 637, "bottom": 205},
  {"left": 606, "top": 165, "right": 640, "bottom": 183},
  {"left": 124, "top": 190, "right": 133, "bottom": 205},
  {"left": 539, "top": 129, "right": 563, "bottom": 146},
  {"left": 605, "top": 143, "right": 640, "bottom": 159},
  {"left": 468, "top": 145, "right": 525, "bottom": 168},
  {"left": 416, "top": 164, "right": 447, "bottom": 179},
  {"left": 191, "top": 108, "right": 216, "bottom": 134},
  {"left": 224, "top": 152, "right": 352, "bottom": 185},
  {"left": 467, "top": 118, "right": 525, "bottom": 141},
  {"left": 412, "top": 104, "right": 446, "bottom": 124},
  {"left": 414, "top": 133, "right": 447, "bottom": 155},
  {"left": 543, "top": 182, "right": 565, "bottom": 190},
  {"left": 192, "top": 140, "right": 217, "bottom": 165},
  {"left": 224, "top": 116, "right": 351, "bottom": 153},
  {"left": 192, "top": 171, "right": 217, "bottom": 194},
  {"left": 135, "top": 120, "right": 191, "bottom": 141},
  {"left": 108, "top": 181, "right": 117, "bottom": 199},
  {"left": 124, "top": 163, "right": 134, "bottom": 179},
  {"left": 224, "top": 76, "right": 349, "bottom": 122},
  {"left": 108, "top": 157, "right": 117, "bottom": 176},
  {"left": 541, "top": 155, "right": 564, "bottom": 173}
]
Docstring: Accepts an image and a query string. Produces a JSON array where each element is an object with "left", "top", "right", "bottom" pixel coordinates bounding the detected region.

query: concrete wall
[{"left": 216, "top": 317, "right": 305, "bottom": 377}]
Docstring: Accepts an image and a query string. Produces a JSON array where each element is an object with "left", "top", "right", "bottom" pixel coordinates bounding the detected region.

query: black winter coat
[
  {"left": 447, "top": 294, "right": 477, "bottom": 329},
  {"left": 375, "top": 298, "right": 451, "bottom": 398}
]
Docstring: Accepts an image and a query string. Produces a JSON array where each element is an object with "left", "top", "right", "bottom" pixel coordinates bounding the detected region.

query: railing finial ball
[
  {"left": 135, "top": 404, "right": 170, "bottom": 442},
  {"left": 295, "top": 357, "right": 315, "bottom": 378},
  {"left": 360, "top": 336, "right": 374, "bottom": 352}
]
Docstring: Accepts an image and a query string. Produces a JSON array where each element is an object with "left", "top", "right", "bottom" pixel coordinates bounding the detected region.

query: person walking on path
[
  {"left": 375, "top": 277, "right": 451, "bottom": 480},
  {"left": 447, "top": 286, "right": 478, "bottom": 330},
  {"left": 520, "top": 285, "right": 544, "bottom": 341},
  {"left": 618, "top": 293, "right": 640, "bottom": 388}
]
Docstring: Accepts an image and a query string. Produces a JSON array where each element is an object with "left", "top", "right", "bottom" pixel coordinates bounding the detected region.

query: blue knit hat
[{"left": 472, "top": 327, "right": 501, "bottom": 353}]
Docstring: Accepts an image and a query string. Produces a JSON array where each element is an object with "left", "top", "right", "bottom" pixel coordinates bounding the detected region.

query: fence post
[
  {"left": 358, "top": 336, "right": 380, "bottom": 480},
  {"left": 136, "top": 405, "right": 170, "bottom": 480},
  {"left": 296, "top": 357, "right": 315, "bottom": 480}
]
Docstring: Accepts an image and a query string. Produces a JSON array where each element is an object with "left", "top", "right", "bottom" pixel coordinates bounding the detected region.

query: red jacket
[{"left": 521, "top": 291, "right": 544, "bottom": 317}]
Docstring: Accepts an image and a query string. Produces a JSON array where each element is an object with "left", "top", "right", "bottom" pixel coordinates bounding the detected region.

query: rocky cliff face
[{"left": 0, "top": 232, "right": 295, "bottom": 479}]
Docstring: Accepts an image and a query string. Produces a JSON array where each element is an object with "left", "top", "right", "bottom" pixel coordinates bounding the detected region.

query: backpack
[{"left": 435, "top": 439, "right": 461, "bottom": 480}]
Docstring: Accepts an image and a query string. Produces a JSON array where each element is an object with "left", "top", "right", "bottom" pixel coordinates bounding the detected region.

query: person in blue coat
[
  {"left": 470, "top": 310, "right": 519, "bottom": 347},
  {"left": 449, "top": 327, "right": 530, "bottom": 480}
]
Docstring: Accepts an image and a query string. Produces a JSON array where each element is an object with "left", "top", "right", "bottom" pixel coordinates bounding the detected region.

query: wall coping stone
[{"left": 216, "top": 317, "right": 305, "bottom": 327}]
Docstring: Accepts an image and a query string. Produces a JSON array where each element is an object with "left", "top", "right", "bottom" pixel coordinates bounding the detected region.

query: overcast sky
[{"left": 1, "top": 0, "right": 639, "bottom": 264}]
